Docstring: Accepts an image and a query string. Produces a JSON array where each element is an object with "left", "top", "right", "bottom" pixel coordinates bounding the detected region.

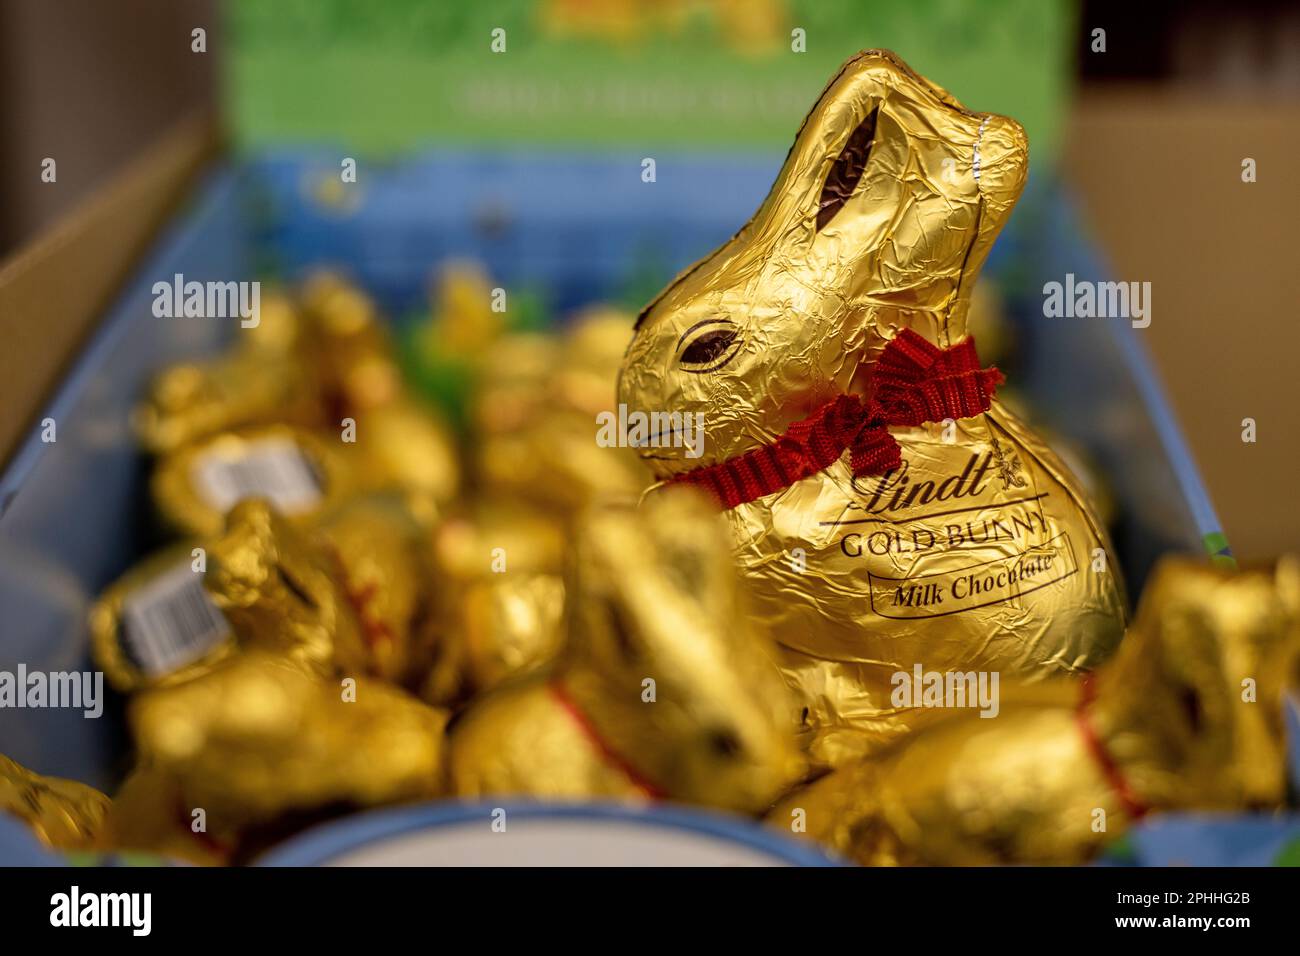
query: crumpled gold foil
[
  {"left": 113, "top": 652, "right": 447, "bottom": 862},
  {"left": 298, "top": 270, "right": 405, "bottom": 413},
  {"left": 617, "top": 49, "right": 1126, "bottom": 768},
  {"left": 132, "top": 291, "right": 318, "bottom": 455},
  {"left": 476, "top": 309, "right": 648, "bottom": 512},
  {"left": 0, "top": 753, "right": 110, "bottom": 851},
  {"left": 316, "top": 493, "right": 440, "bottom": 686},
  {"left": 420, "top": 311, "right": 646, "bottom": 702},
  {"left": 768, "top": 557, "right": 1300, "bottom": 865},
  {"left": 202, "top": 498, "right": 366, "bottom": 677},
  {"left": 421, "top": 501, "right": 567, "bottom": 706},
  {"left": 447, "top": 487, "right": 806, "bottom": 813},
  {"left": 145, "top": 271, "right": 458, "bottom": 537}
]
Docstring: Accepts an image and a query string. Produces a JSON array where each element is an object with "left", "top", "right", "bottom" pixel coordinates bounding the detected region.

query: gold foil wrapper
[
  {"left": 151, "top": 408, "right": 456, "bottom": 539},
  {"left": 424, "top": 310, "right": 646, "bottom": 704},
  {"left": 90, "top": 542, "right": 236, "bottom": 693},
  {"left": 476, "top": 310, "right": 648, "bottom": 512},
  {"left": 769, "top": 557, "right": 1300, "bottom": 865},
  {"left": 298, "top": 271, "right": 404, "bottom": 412},
  {"left": 421, "top": 501, "right": 567, "bottom": 705},
  {"left": 459, "top": 572, "right": 567, "bottom": 693},
  {"left": 341, "top": 397, "right": 459, "bottom": 521},
  {"left": 447, "top": 488, "right": 806, "bottom": 813},
  {"left": 202, "top": 498, "right": 367, "bottom": 678},
  {"left": 0, "top": 754, "right": 110, "bottom": 851},
  {"left": 132, "top": 291, "right": 317, "bottom": 455},
  {"left": 617, "top": 49, "right": 1127, "bottom": 768},
  {"left": 113, "top": 652, "right": 447, "bottom": 862},
  {"left": 145, "top": 270, "right": 459, "bottom": 536},
  {"left": 422, "top": 259, "right": 505, "bottom": 357},
  {"left": 316, "top": 493, "right": 440, "bottom": 685}
]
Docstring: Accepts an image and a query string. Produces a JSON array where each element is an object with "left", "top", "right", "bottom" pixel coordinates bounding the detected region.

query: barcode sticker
[
  {"left": 121, "top": 562, "right": 231, "bottom": 677},
  {"left": 192, "top": 437, "right": 323, "bottom": 514}
]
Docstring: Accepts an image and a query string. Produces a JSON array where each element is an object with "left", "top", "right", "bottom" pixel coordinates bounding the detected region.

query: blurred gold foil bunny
[
  {"left": 447, "top": 487, "right": 806, "bottom": 814},
  {"left": 133, "top": 290, "right": 319, "bottom": 455},
  {"left": 146, "top": 273, "right": 458, "bottom": 537},
  {"left": 423, "top": 308, "right": 647, "bottom": 705},
  {"left": 111, "top": 652, "right": 447, "bottom": 864},
  {"left": 769, "top": 557, "right": 1300, "bottom": 865},
  {"left": 617, "top": 49, "right": 1126, "bottom": 767},
  {"left": 202, "top": 496, "right": 438, "bottom": 686}
]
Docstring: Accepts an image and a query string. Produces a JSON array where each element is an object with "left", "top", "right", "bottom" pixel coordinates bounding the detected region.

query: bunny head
[
  {"left": 1105, "top": 557, "right": 1300, "bottom": 808},
  {"left": 618, "top": 49, "right": 1027, "bottom": 476},
  {"left": 558, "top": 488, "right": 806, "bottom": 813},
  {"left": 204, "top": 498, "right": 366, "bottom": 677}
]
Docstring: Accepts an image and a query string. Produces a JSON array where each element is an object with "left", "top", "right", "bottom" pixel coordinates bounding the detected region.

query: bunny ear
[{"left": 816, "top": 107, "right": 879, "bottom": 231}]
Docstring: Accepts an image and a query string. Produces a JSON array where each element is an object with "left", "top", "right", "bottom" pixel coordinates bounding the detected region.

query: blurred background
[{"left": 0, "top": 0, "right": 1296, "bottom": 560}]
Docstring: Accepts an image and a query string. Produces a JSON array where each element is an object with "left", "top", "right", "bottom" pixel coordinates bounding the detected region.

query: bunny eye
[
  {"left": 677, "top": 321, "right": 741, "bottom": 373},
  {"left": 817, "top": 106, "right": 879, "bottom": 231}
]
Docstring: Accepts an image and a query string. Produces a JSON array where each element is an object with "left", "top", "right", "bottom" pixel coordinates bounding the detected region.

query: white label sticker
[
  {"left": 121, "top": 562, "right": 231, "bottom": 676},
  {"left": 193, "top": 437, "right": 322, "bottom": 514}
]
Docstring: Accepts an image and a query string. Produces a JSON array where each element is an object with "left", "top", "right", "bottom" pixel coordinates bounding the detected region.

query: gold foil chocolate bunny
[
  {"left": 476, "top": 308, "right": 648, "bottom": 513},
  {"left": 201, "top": 497, "right": 368, "bottom": 677},
  {"left": 768, "top": 557, "right": 1300, "bottom": 865},
  {"left": 132, "top": 290, "right": 320, "bottom": 455},
  {"left": 315, "top": 493, "right": 442, "bottom": 686},
  {"left": 201, "top": 496, "right": 440, "bottom": 685},
  {"left": 420, "top": 502, "right": 568, "bottom": 707},
  {"left": 447, "top": 487, "right": 806, "bottom": 813},
  {"left": 91, "top": 493, "right": 437, "bottom": 693},
  {"left": 112, "top": 651, "right": 447, "bottom": 863},
  {"left": 617, "top": 49, "right": 1126, "bottom": 767},
  {"left": 420, "top": 309, "right": 649, "bottom": 705},
  {"left": 148, "top": 272, "right": 459, "bottom": 537}
]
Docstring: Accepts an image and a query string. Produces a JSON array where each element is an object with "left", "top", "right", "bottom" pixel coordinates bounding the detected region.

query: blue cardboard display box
[{"left": 0, "top": 152, "right": 1242, "bottom": 864}]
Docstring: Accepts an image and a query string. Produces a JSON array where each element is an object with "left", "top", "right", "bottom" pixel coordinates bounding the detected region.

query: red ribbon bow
[{"left": 667, "top": 329, "right": 1003, "bottom": 511}]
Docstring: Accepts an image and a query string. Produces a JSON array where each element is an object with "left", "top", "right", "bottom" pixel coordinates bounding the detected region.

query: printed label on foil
[
  {"left": 193, "top": 437, "right": 322, "bottom": 514},
  {"left": 866, "top": 531, "right": 1077, "bottom": 620},
  {"left": 122, "top": 562, "right": 231, "bottom": 676}
]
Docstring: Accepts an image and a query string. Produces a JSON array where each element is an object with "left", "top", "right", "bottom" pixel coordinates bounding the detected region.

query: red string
[
  {"left": 1075, "top": 673, "right": 1149, "bottom": 821},
  {"left": 667, "top": 329, "right": 1003, "bottom": 510},
  {"left": 324, "top": 543, "right": 396, "bottom": 654},
  {"left": 176, "top": 796, "right": 234, "bottom": 861},
  {"left": 548, "top": 681, "right": 666, "bottom": 800}
]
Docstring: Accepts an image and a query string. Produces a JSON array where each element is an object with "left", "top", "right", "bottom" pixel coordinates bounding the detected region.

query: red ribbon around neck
[
  {"left": 1076, "top": 673, "right": 1149, "bottom": 821},
  {"left": 667, "top": 329, "right": 1004, "bottom": 511},
  {"left": 549, "top": 681, "right": 666, "bottom": 800}
]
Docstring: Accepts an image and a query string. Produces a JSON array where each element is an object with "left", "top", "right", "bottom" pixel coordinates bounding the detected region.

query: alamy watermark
[
  {"left": 1042, "top": 274, "right": 1151, "bottom": 329},
  {"left": 50, "top": 886, "right": 151, "bottom": 936},
  {"left": 152, "top": 273, "right": 260, "bottom": 328},
  {"left": 890, "top": 663, "right": 1000, "bottom": 718},
  {"left": 0, "top": 665, "right": 103, "bottom": 718},
  {"left": 596, "top": 404, "right": 705, "bottom": 459}
]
